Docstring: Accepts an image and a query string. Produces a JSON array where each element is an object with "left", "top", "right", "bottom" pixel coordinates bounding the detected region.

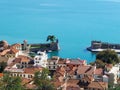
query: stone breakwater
[{"left": 29, "top": 42, "right": 60, "bottom": 53}]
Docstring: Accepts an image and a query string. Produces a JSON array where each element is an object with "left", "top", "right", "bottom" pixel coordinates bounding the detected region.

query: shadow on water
[{"left": 47, "top": 51, "right": 59, "bottom": 58}]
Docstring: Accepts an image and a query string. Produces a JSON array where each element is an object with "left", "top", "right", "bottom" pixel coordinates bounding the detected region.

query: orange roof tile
[
  {"left": 24, "top": 67, "right": 42, "bottom": 74},
  {"left": 88, "top": 81, "right": 108, "bottom": 89},
  {"left": 18, "top": 55, "right": 30, "bottom": 62},
  {"left": 18, "top": 55, "right": 29, "bottom": 59},
  {"left": 21, "top": 78, "right": 32, "bottom": 85},
  {"left": 25, "top": 84, "right": 37, "bottom": 89},
  {"left": 106, "top": 64, "right": 113, "bottom": 68},
  {"left": 11, "top": 43, "right": 21, "bottom": 48},
  {"left": 77, "top": 66, "right": 94, "bottom": 75},
  {"left": 66, "top": 79, "right": 80, "bottom": 90},
  {"left": 0, "top": 49, "right": 10, "bottom": 55},
  {"left": 10, "top": 48, "right": 19, "bottom": 54},
  {"left": 0, "top": 57, "right": 9, "bottom": 62},
  {"left": 66, "top": 86, "right": 80, "bottom": 90},
  {"left": 0, "top": 73, "right": 3, "bottom": 77},
  {"left": 95, "top": 68, "right": 103, "bottom": 75}
]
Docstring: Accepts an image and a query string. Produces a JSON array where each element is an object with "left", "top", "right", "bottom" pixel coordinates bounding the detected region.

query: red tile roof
[
  {"left": 24, "top": 67, "right": 42, "bottom": 74},
  {"left": 21, "top": 78, "right": 32, "bottom": 85},
  {"left": 88, "top": 81, "right": 108, "bottom": 90},
  {"left": 18, "top": 55, "right": 30, "bottom": 62},
  {"left": 11, "top": 43, "right": 21, "bottom": 48},
  {"left": 11, "top": 48, "right": 19, "bottom": 53},
  {"left": 25, "top": 83, "right": 37, "bottom": 89},
  {"left": 66, "top": 86, "right": 80, "bottom": 90},
  {"left": 0, "top": 49, "right": 10, "bottom": 56},
  {"left": 77, "top": 66, "right": 95, "bottom": 75},
  {"left": 7, "top": 48, "right": 19, "bottom": 54},
  {"left": 95, "top": 68, "right": 103, "bottom": 75},
  {"left": 0, "top": 73, "right": 3, "bottom": 78},
  {"left": 66, "top": 59, "right": 86, "bottom": 65},
  {"left": 66, "top": 79, "right": 80, "bottom": 90},
  {"left": 106, "top": 64, "right": 113, "bottom": 69}
]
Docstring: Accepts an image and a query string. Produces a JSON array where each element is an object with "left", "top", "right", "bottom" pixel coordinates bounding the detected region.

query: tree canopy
[
  {"left": 0, "top": 62, "right": 7, "bottom": 73},
  {"left": 96, "top": 50, "right": 120, "bottom": 64},
  {"left": 0, "top": 73, "right": 23, "bottom": 90},
  {"left": 46, "top": 35, "right": 56, "bottom": 43},
  {"left": 90, "top": 59, "right": 105, "bottom": 68},
  {"left": 34, "top": 68, "right": 55, "bottom": 90}
]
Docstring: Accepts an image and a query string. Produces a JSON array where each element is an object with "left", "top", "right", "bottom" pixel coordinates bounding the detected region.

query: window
[
  {"left": 14, "top": 74, "right": 16, "bottom": 76},
  {"left": 28, "top": 75, "right": 31, "bottom": 78},
  {"left": 10, "top": 74, "right": 13, "bottom": 76},
  {"left": 24, "top": 74, "right": 25, "bottom": 77},
  {"left": 36, "top": 61, "right": 39, "bottom": 63}
]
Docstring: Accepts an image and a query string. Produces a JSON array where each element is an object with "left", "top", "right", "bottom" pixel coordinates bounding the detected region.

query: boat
[{"left": 87, "top": 41, "right": 120, "bottom": 53}]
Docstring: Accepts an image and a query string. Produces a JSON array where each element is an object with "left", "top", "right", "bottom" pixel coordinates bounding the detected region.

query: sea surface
[{"left": 0, "top": 0, "right": 120, "bottom": 63}]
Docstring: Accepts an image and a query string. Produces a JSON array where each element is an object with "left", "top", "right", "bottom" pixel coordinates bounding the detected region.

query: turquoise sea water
[{"left": 0, "top": 0, "right": 120, "bottom": 63}]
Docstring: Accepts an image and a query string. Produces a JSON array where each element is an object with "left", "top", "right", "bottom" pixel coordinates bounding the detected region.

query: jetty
[
  {"left": 29, "top": 42, "right": 60, "bottom": 53},
  {"left": 87, "top": 41, "right": 120, "bottom": 53}
]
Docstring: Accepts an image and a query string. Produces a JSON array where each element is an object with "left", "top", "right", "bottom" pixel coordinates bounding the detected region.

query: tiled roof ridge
[
  {"left": 97, "top": 81, "right": 105, "bottom": 89},
  {"left": 84, "top": 74, "right": 92, "bottom": 82},
  {"left": 85, "top": 66, "right": 92, "bottom": 73},
  {"left": 22, "top": 79, "right": 33, "bottom": 86}
]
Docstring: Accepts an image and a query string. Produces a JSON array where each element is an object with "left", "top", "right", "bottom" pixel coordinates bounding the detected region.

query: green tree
[
  {"left": 0, "top": 73, "right": 23, "bottom": 90},
  {"left": 0, "top": 62, "right": 7, "bottom": 73},
  {"left": 96, "top": 50, "right": 120, "bottom": 64},
  {"left": 90, "top": 59, "right": 105, "bottom": 68},
  {"left": 46, "top": 35, "right": 56, "bottom": 43},
  {"left": 34, "top": 68, "right": 55, "bottom": 90}
]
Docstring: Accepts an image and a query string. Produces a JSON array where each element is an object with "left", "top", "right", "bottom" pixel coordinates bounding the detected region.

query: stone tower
[{"left": 23, "top": 40, "right": 27, "bottom": 50}]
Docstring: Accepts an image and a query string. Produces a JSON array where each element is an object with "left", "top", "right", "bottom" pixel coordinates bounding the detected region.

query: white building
[
  {"left": 108, "top": 65, "right": 119, "bottom": 84},
  {"left": 34, "top": 51, "right": 48, "bottom": 68}
]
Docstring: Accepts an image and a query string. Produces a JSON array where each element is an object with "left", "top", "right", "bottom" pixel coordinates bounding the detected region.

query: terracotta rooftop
[
  {"left": 0, "top": 49, "right": 10, "bottom": 56},
  {"left": 88, "top": 81, "right": 108, "bottom": 90},
  {"left": 18, "top": 55, "right": 30, "bottom": 62},
  {"left": 0, "top": 56, "right": 8, "bottom": 62},
  {"left": 24, "top": 67, "right": 42, "bottom": 74},
  {"left": 0, "top": 73, "right": 3, "bottom": 78},
  {"left": 11, "top": 43, "right": 21, "bottom": 48},
  {"left": 77, "top": 66, "right": 95, "bottom": 75},
  {"left": 66, "top": 79, "right": 80, "bottom": 90},
  {"left": 66, "top": 86, "right": 80, "bottom": 90},
  {"left": 82, "top": 75, "right": 94, "bottom": 82},
  {"left": 95, "top": 68, "right": 103, "bottom": 75},
  {"left": 21, "top": 78, "right": 32, "bottom": 85},
  {"left": 57, "top": 59, "right": 66, "bottom": 64},
  {"left": 53, "top": 81, "right": 62, "bottom": 88},
  {"left": 48, "top": 56, "right": 59, "bottom": 60},
  {"left": 106, "top": 64, "right": 113, "bottom": 69},
  {"left": 7, "top": 58, "right": 21, "bottom": 68},
  {"left": 13, "top": 58, "right": 21, "bottom": 63},
  {"left": 67, "top": 79, "right": 79, "bottom": 85},
  {"left": 66, "top": 59, "right": 86, "bottom": 65},
  {"left": 8, "top": 48, "right": 19, "bottom": 54},
  {"left": 25, "top": 83, "right": 37, "bottom": 89},
  {"left": 67, "top": 66, "right": 77, "bottom": 75}
]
